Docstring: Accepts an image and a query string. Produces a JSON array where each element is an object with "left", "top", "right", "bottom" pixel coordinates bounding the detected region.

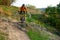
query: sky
[{"left": 11, "top": 0, "right": 60, "bottom": 8}]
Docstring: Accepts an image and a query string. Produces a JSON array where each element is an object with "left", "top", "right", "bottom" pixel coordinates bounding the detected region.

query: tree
[
  {"left": 57, "top": 3, "right": 60, "bottom": 14},
  {"left": 44, "top": 3, "right": 60, "bottom": 30},
  {"left": 0, "top": 0, "right": 15, "bottom": 6}
]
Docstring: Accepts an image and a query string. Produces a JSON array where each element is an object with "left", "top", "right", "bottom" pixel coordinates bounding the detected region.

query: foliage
[
  {"left": 0, "top": 0, "right": 15, "bottom": 6},
  {"left": 31, "top": 3, "right": 60, "bottom": 30},
  {"left": 44, "top": 3, "right": 60, "bottom": 30}
]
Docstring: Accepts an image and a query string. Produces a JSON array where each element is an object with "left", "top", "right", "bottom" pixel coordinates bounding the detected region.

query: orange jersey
[{"left": 20, "top": 6, "right": 27, "bottom": 11}]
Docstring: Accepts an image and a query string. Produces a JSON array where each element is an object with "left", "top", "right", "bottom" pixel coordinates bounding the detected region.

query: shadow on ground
[{"left": 9, "top": 22, "right": 28, "bottom": 32}]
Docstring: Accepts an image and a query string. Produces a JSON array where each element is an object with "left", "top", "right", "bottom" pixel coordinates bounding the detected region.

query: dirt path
[
  {"left": 0, "top": 19, "right": 30, "bottom": 40},
  {"left": 8, "top": 23, "right": 30, "bottom": 40},
  {"left": 8, "top": 20, "right": 30, "bottom": 40}
]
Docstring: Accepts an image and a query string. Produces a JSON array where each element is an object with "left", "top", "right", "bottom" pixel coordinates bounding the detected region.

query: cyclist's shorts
[{"left": 19, "top": 11, "right": 25, "bottom": 14}]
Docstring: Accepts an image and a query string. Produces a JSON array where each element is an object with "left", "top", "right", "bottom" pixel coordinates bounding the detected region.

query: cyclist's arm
[{"left": 25, "top": 7, "right": 27, "bottom": 13}]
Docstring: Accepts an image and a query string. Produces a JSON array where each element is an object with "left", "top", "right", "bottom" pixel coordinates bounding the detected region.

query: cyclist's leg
[
  {"left": 23, "top": 11, "right": 25, "bottom": 22},
  {"left": 19, "top": 11, "right": 22, "bottom": 22},
  {"left": 20, "top": 11, "right": 25, "bottom": 23}
]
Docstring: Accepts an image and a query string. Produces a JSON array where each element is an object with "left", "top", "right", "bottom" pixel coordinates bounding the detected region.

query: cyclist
[{"left": 19, "top": 4, "right": 27, "bottom": 23}]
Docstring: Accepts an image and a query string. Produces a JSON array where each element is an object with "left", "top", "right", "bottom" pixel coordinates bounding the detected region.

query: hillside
[
  {"left": 27, "top": 8, "right": 42, "bottom": 14},
  {"left": 40, "top": 8, "right": 45, "bottom": 11},
  {"left": 0, "top": 5, "right": 60, "bottom": 40}
]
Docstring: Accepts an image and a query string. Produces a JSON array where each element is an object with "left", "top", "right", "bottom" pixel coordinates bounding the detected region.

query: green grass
[
  {"left": 30, "top": 14, "right": 56, "bottom": 31},
  {"left": 0, "top": 5, "right": 20, "bottom": 21},
  {"left": 26, "top": 14, "right": 50, "bottom": 40},
  {"left": 27, "top": 29, "right": 49, "bottom": 40},
  {"left": 26, "top": 14, "right": 58, "bottom": 40},
  {"left": 0, "top": 31, "right": 8, "bottom": 40}
]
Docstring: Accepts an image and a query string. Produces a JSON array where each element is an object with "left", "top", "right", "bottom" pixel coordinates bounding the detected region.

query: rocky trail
[
  {"left": 0, "top": 18, "right": 30, "bottom": 40},
  {"left": 0, "top": 17, "right": 60, "bottom": 40}
]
